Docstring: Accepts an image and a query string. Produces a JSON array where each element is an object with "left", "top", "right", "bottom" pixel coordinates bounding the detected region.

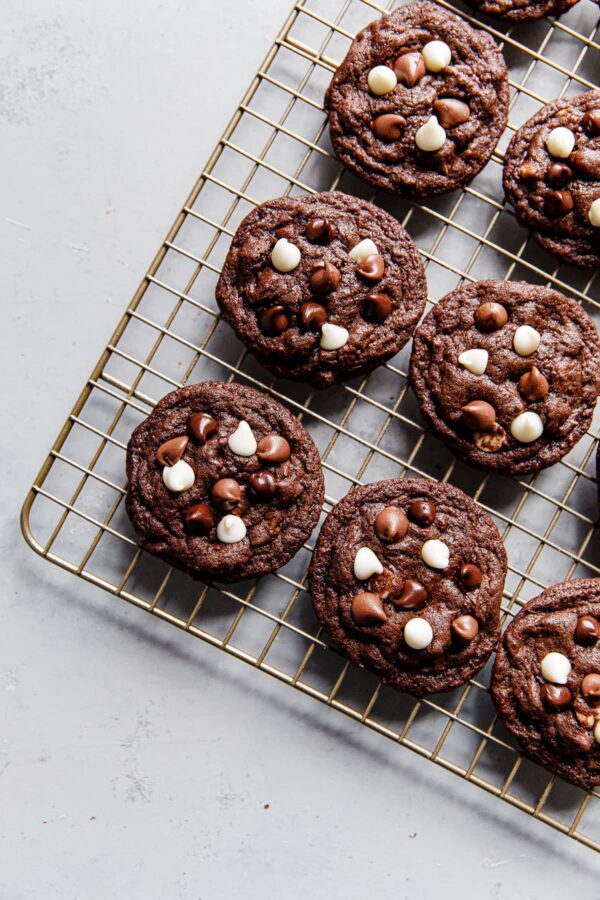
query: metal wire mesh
[{"left": 21, "top": 0, "right": 600, "bottom": 852}]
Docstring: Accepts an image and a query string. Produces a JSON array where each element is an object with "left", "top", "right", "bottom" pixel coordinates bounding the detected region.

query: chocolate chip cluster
[
  {"left": 155, "top": 411, "right": 294, "bottom": 543},
  {"left": 538, "top": 613, "right": 600, "bottom": 747},
  {"left": 366, "top": 40, "right": 473, "bottom": 160},
  {"left": 519, "top": 109, "right": 600, "bottom": 223},
  {"left": 350, "top": 497, "right": 481, "bottom": 651},
  {"left": 255, "top": 215, "right": 393, "bottom": 350},
  {"left": 457, "top": 301, "right": 548, "bottom": 452}
]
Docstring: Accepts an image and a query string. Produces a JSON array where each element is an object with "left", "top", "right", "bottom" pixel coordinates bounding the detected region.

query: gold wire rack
[{"left": 21, "top": 0, "right": 600, "bottom": 852}]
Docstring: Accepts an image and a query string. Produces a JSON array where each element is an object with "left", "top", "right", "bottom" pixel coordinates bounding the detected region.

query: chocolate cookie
[
  {"left": 410, "top": 280, "right": 600, "bottom": 476},
  {"left": 463, "top": 0, "right": 578, "bottom": 22},
  {"left": 504, "top": 91, "right": 600, "bottom": 268},
  {"left": 324, "top": 1, "right": 509, "bottom": 198},
  {"left": 215, "top": 191, "right": 426, "bottom": 388},
  {"left": 309, "top": 478, "right": 507, "bottom": 696},
  {"left": 125, "top": 381, "right": 324, "bottom": 582},
  {"left": 491, "top": 579, "right": 600, "bottom": 790}
]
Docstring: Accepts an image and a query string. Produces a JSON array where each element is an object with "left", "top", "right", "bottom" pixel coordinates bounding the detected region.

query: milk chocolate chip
[
  {"left": 374, "top": 506, "right": 409, "bottom": 542},
  {"left": 394, "top": 579, "right": 428, "bottom": 610},
  {"left": 575, "top": 615, "right": 600, "bottom": 645},
  {"left": 581, "top": 673, "right": 600, "bottom": 702},
  {"left": 351, "top": 592, "right": 387, "bottom": 625},
  {"left": 432, "top": 98, "right": 470, "bottom": 129},
  {"left": 257, "top": 434, "right": 291, "bottom": 464},
  {"left": 260, "top": 305, "right": 290, "bottom": 335},
  {"left": 357, "top": 254, "right": 385, "bottom": 283},
  {"left": 299, "top": 301, "right": 327, "bottom": 331},
  {"left": 474, "top": 302, "right": 508, "bottom": 332},
  {"left": 372, "top": 113, "right": 406, "bottom": 141},
  {"left": 309, "top": 260, "right": 341, "bottom": 294},
  {"left": 184, "top": 502, "right": 215, "bottom": 534},
  {"left": 156, "top": 435, "right": 189, "bottom": 467},
  {"left": 211, "top": 478, "right": 242, "bottom": 513},
  {"left": 393, "top": 51, "right": 426, "bottom": 87},
  {"left": 461, "top": 400, "right": 496, "bottom": 432},
  {"left": 451, "top": 614, "right": 479, "bottom": 644},
  {"left": 409, "top": 499, "right": 436, "bottom": 526},
  {"left": 460, "top": 563, "right": 482, "bottom": 590},
  {"left": 518, "top": 367, "right": 549, "bottom": 403},
  {"left": 541, "top": 683, "right": 572, "bottom": 712},
  {"left": 582, "top": 110, "right": 600, "bottom": 137}
]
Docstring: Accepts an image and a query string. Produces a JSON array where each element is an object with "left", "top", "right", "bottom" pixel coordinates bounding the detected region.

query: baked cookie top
[
  {"left": 504, "top": 90, "right": 600, "bottom": 268},
  {"left": 216, "top": 191, "right": 426, "bottom": 388},
  {"left": 463, "top": 0, "right": 578, "bottom": 22},
  {"left": 309, "top": 478, "right": 507, "bottom": 696},
  {"left": 492, "top": 579, "right": 600, "bottom": 790},
  {"left": 126, "top": 381, "right": 324, "bottom": 582},
  {"left": 324, "top": 1, "right": 509, "bottom": 197},
  {"left": 410, "top": 280, "right": 600, "bottom": 475}
]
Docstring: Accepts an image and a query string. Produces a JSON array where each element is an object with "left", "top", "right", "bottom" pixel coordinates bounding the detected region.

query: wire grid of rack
[{"left": 21, "top": 0, "right": 600, "bottom": 853}]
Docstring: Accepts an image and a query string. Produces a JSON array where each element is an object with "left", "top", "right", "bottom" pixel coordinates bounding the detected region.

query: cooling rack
[{"left": 21, "top": 0, "right": 600, "bottom": 853}]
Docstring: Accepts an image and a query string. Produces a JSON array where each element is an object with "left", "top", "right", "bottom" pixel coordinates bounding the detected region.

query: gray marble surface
[{"left": 3, "top": 2, "right": 600, "bottom": 897}]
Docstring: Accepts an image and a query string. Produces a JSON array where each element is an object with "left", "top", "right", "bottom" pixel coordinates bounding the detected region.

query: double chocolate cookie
[
  {"left": 410, "top": 280, "right": 600, "bottom": 476},
  {"left": 464, "top": 0, "right": 578, "bottom": 22},
  {"left": 126, "top": 381, "right": 324, "bottom": 582},
  {"left": 324, "top": 1, "right": 509, "bottom": 198},
  {"left": 309, "top": 478, "right": 507, "bottom": 696},
  {"left": 504, "top": 91, "right": 600, "bottom": 268},
  {"left": 492, "top": 579, "right": 600, "bottom": 790},
  {"left": 216, "top": 191, "right": 426, "bottom": 388}
]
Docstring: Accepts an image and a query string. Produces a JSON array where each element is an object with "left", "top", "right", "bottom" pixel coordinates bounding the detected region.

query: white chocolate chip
[
  {"left": 510, "top": 411, "right": 544, "bottom": 443},
  {"left": 162, "top": 459, "right": 195, "bottom": 492},
  {"left": 595, "top": 720, "right": 600, "bottom": 745},
  {"left": 588, "top": 198, "right": 600, "bottom": 228},
  {"left": 271, "top": 237, "right": 301, "bottom": 272},
  {"left": 228, "top": 420, "right": 257, "bottom": 456},
  {"left": 422, "top": 40, "right": 451, "bottom": 73},
  {"left": 367, "top": 65, "right": 397, "bottom": 96},
  {"left": 216, "top": 514, "right": 247, "bottom": 544},
  {"left": 415, "top": 116, "right": 446, "bottom": 152},
  {"left": 404, "top": 617, "right": 434, "bottom": 650},
  {"left": 320, "top": 322, "right": 349, "bottom": 350},
  {"left": 353, "top": 546, "right": 384, "bottom": 580},
  {"left": 540, "top": 651, "right": 571, "bottom": 685},
  {"left": 348, "top": 238, "right": 378, "bottom": 262},
  {"left": 513, "top": 324, "right": 540, "bottom": 357},
  {"left": 545, "top": 126, "right": 575, "bottom": 159},
  {"left": 458, "top": 348, "right": 488, "bottom": 375},
  {"left": 421, "top": 538, "right": 450, "bottom": 570}
]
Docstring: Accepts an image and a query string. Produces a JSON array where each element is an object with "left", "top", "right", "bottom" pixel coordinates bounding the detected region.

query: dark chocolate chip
[
  {"left": 544, "top": 190, "right": 574, "bottom": 219},
  {"left": 393, "top": 51, "right": 426, "bottom": 87},
  {"left": 581, "top": 673, "right": 600, "bottom": 702},
  {"left": 371, "top": 113, "right": 406, "bottom": 141},
  {"left": 540, "top": 683, "right": 572, "bottom": 712},
  {"left": 432, "top": 98, "right": 470, "bottom": 129},
  {"left": 351, "top": 592, "right": 387, "bottom": 625},
  {"left": 518, "top": 366, "right": 549, "bottom": 403},
  {"left": 374, "top": 506, "right": 409, "bottom": 542},
  {"left": 305, "top": 217, "right": 335, "bottom": 244},
  {"left": 257, "top": 434, "right": 291, "bottom": 464},
  {"left": 474, "top": 302, "right": 508, "bottom": 332},
  {"left": 184, "top": 502, "right": 215, "bottom": 534},
  {"left": 546, "top": 161, "right": 572, "bottom": 187},
  {"left": 188, "top": 412, "right": 217, "bottom": 443},
  {"left": 356, "top": 253, "right": 385, "bottom": 283},
  {"left": 260, "top": 305, "right": 290, "bottom": 335},
  {"left": 210, "top": 478, "right": 242, "bottom": 513},
  {"left": 460, "top": 563, "right": 482, "bottom": 590},
  {"left": 249, "top": 471, "right": 277, "bottom": 500},
  {"left": 394, "top": 579, "right": 428, "bottom": 610},
  {"left": 461, "top": 400, "right": 496, "bottom": 432},
  {"left": 309, "top": 260, "right": 341, "bottom": 294},
  {"left": 582, "top": 110, "right": 600, "bottom": 137},
  {"left": 364, "top": 292, "right": 392, "bottom": 323},
  {"left": 575, "top": 615, "right": 600, "bottom": 645},
  {"left": 409, "top": 499, "right": 436, "bottom": 526},
  {"left": 299, "top": 301, "right": 327, "bottom": 331}
]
